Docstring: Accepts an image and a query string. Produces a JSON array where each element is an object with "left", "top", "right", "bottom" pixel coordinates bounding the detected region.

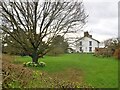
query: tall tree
[
  {"left": 0, "top": 0, "right": 88, "bottom": 63},
  {"left": 48, "top": 35, "right": 69, "bottom": 56},
  {"left": 104, "top": 38, "right": 120, "bottom": 49}
]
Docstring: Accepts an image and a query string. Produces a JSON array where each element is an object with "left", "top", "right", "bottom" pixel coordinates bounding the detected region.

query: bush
[
  {"left": 39, "top": 62, "right": 46, "bottom": 67},
  {"left": 47, "top": 47, "right": 64, "bottom": 56},
  {"left": 23, "top": 61, "right": 46, "bottom": 67},
  {"left": 2, "top": 57, "right": 33, "bottom": 88},
  {"left": 113, "top": 48, "right": 120, "bottom": 59}
]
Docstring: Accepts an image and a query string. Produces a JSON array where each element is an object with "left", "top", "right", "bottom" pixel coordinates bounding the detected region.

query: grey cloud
[
  {"left": 85, "top": 2, "right": 118, "bottom": 24},
  {"left": 83, "top": 1, "right": 118, "bottom": 41}
]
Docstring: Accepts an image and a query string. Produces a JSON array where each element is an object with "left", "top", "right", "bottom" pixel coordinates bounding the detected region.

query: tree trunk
[{"left": 31, "top": 51, "right": 39, "bottom": 64}]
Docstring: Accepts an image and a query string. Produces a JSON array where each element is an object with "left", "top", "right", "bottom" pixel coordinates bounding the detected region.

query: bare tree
[{"left": 0, "top": 0, "right": 88, "bottom": 63}]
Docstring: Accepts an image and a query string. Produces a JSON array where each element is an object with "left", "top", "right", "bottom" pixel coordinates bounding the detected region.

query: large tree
[
  {"left": 104, "top": 38, "right": 120, "bottom": 49},
  {"left": 0, "top": 0, "right": 88, "bottom": 63},
  {"left": 48, "top": 35, "right": 69, "bottom": 56}
]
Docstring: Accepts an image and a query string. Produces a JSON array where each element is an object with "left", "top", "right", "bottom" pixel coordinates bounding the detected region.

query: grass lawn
[{"left": 13, "top": 53, "right": 118, "bottom": 88}]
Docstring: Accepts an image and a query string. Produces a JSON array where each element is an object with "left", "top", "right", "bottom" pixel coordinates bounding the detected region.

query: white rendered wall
[{"left": 76, "top": 37, "right": 99, "bottom": 53}]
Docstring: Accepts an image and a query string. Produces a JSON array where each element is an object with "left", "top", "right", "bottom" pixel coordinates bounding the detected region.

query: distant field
[{"left": 13, "top": 54, "right": 118, "bottom": 88}]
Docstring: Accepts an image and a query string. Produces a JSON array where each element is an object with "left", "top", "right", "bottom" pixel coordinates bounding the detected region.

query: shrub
[
  {"left": 39, "top": 62, "right": 46, "bottom": 67},
  {"left": 113, "top": 48, "right": 120, "bottom": 59},
  {"left": 23, "top": 61, "right": 46, "bottom": 67},
  {"left": 2, "top": 57, "right": 33, "bottom": 88},
  {"left": 47, "top": 47, "right": 64, "bottom": 56}
]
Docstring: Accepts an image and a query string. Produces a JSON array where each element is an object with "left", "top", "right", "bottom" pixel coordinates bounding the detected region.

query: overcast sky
[
  {"left": 80, "top": 0, "right": 119, "bottom": 42},
  {"left": 1, "top": 0, "right": 118, "bottom": 43}
]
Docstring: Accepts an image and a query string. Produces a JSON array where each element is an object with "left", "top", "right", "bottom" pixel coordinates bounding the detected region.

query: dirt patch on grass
[{"left": 49, "top": 68, "right": 84, "bottom": 83}]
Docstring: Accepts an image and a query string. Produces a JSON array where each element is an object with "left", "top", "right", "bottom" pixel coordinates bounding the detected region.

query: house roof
[{"left": 76, "top": 36, "right": 100, "bottom": 43}]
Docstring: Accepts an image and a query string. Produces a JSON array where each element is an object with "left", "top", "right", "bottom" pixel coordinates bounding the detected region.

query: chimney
[
  {"left": 84, "top": 31, "right": 89, "bottom": 37},
  {"left": 89, "top": 35, "right": 92, "bottom": 38}
]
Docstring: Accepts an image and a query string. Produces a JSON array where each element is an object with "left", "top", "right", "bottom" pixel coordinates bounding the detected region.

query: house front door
[{"left": 85, "top": 47, "right": 87, "bottom": 52}]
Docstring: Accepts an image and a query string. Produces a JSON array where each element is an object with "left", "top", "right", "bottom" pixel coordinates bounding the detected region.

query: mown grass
[{"left": 13, "top": 53, "right": 118, "bottom": 88}]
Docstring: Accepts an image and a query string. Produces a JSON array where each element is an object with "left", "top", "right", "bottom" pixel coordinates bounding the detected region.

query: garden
[{"left": 2, "top": 53, "right": 118, "bottom": 88}]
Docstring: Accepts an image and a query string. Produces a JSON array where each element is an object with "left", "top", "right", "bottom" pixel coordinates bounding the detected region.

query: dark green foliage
[
  {"left": 47, "top": 47, "right": 64, "bottom": 56},
  {"left": 2, "top": 35, "right": 24, "bottom": 55},
  {"left": 48, "top": 35, "right": 69, "bottom": 56}
]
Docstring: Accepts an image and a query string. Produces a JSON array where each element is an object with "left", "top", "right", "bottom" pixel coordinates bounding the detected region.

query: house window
[
  {"left": 80, "top": 47, "right": 82, "bottom": 51},
  {"left": 89, "top": 41, "right": 92, "bottom": 46},
  {"left": 80, "top": 41, "right": 82, "bottom": 46},
  {"left": 89, "top": 47, "right": 92, "bottom": 52}
]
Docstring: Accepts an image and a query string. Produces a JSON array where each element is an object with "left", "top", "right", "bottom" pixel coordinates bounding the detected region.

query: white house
[{"left": 75, "top": 32, "right": 100, "bottom": 53}]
